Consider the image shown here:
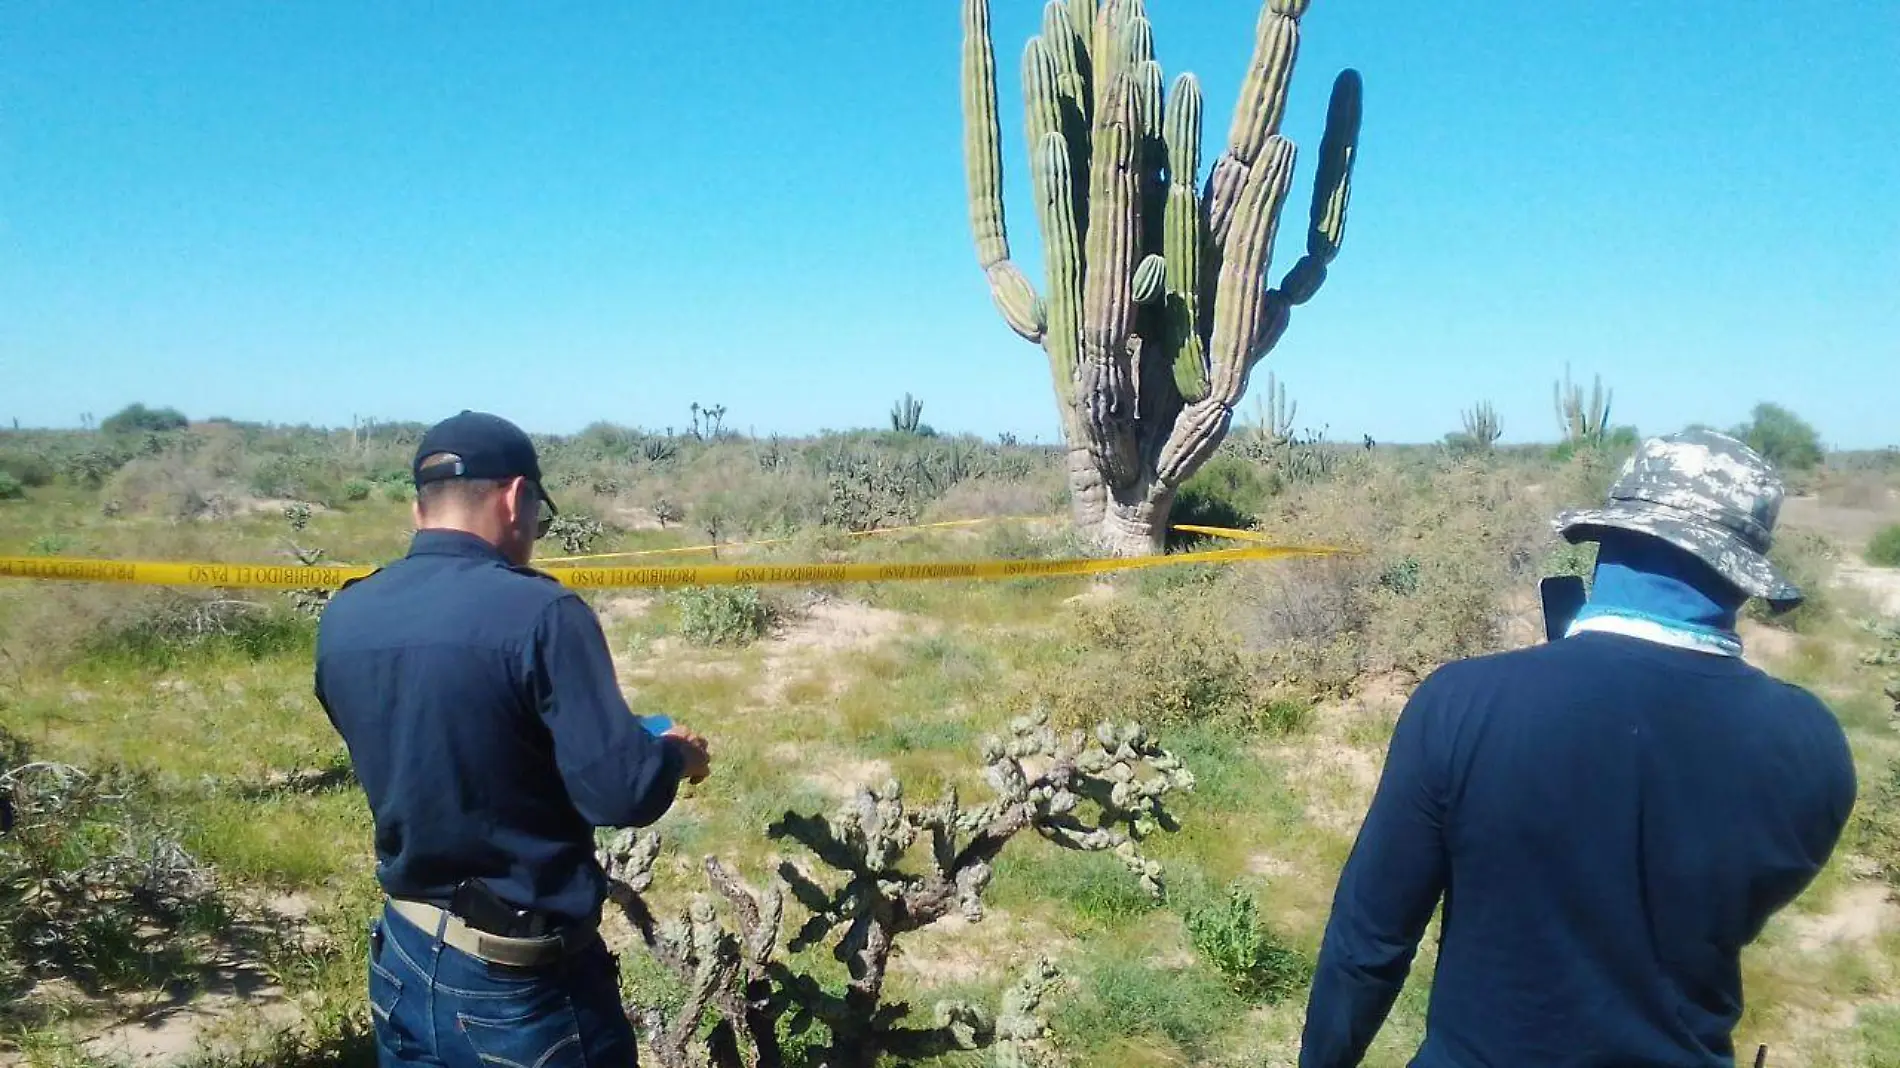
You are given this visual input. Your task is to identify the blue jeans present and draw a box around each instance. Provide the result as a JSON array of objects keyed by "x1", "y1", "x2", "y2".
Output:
[{"x1": 368, "y1": 902, "x2": 638, "y2": 1067}]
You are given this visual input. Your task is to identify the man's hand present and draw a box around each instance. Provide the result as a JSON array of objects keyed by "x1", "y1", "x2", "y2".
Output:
[{"x1": 664, "y1": 726, "x2": 712, "y2": 785}]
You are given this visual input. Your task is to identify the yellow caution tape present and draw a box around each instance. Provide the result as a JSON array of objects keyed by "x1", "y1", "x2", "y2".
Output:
[
  {"x1": 0, "y1": 537, "x2": 1345, "y2": 592},
  {"x1": 534, "y1": 515, "x2": 1048, "y2": 565}
]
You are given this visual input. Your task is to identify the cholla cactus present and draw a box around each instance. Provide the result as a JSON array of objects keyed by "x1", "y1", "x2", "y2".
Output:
[
  {"x1": 961, "y1": 0, "x2": 1363, "y2": 555},
  {"x1": 600, "y1": 716, "x2": 1192, "y2": 1068}
]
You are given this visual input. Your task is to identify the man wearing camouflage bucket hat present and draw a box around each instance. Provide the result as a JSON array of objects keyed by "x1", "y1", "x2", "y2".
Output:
[{"x1": 1299, "y1": 428, "x2": 1857, "y2": 1067}]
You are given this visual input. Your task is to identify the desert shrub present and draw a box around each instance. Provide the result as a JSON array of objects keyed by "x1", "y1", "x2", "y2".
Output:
[
  {"x1": 1868, "y1": 525, "x2": 1900, "y2": 568},
  {"x1": 341, "y1": 478, "x2": 373, "y2": 502},
  {"x1": 0, "y1": 471, "x2": 21, "y2": 501},
  {"x1": 1184, "y1": 882, "x2": 1311, "y2": 1004},
  {"x1": 0, "y1": 744, "x2": 228, "y2": 1006},
  {"x1": 381, "y1": 480, "x2": 414, "y2": 503},
  {"x1": 100, "y1": 403, "x2": 188, "y2": 436},
  {"x1": 1734, "y1": 402, "x2": 1823, "y2": 473},
  {"x1": 1053, "y1": 952, "x2": 1242, "y2": 1060},
  {"x1": 1034, "y1": 593, "x2": 1269, "y2": 731},
  {"x1": 248, "y1": 454, "x2": 310, "y2": 499},
  {"x1": 63, "y1": 446, "x2": 132, "y2": 488},
  {"x1": 1173, "y1": 454, "x2": 1279, "y2": 536},
  {"x1": 102, "y1": 457, "x2": 230, "y2": 519},
  {"x1": 81, "y1": 595, "x2": 313, "y2": 671},
  {"x1": 0, "y1": 447, "x2": 56, "y2": 488},
  {"x1": 1230, "y1": 556, "x2": 1374, "y2": 695},
  {"x1": 673, "y1": 586, "x2": 778, "y2": 647},
  {"x1": 1234, "y1": 455, "x2": 1554, "y2": 689},
  {"x1": 921, "y1": 475, "x2": 1060, "y2": 522},
  {"x1": 1855, "y1": 762, "x2": 1900, "y2": 892},
  {"x1": 28, "y1": 533, "x2": 77, "y2": 556},
  {"x1": 1745, "y1": 528, "x2": 1834, "y2": 632}
]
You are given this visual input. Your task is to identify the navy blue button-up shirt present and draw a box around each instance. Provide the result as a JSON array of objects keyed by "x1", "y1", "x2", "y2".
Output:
[{"x1": 314, "y1": 529, "x2": 682, "y2": 926}]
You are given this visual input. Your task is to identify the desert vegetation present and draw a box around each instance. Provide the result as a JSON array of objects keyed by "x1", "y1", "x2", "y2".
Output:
[{"x1": 2, "y1": 395, "x2": 1898, "y2": 1066}]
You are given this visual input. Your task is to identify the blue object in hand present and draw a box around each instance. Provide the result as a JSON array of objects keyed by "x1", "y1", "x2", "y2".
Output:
[{"x1": 639, "y1": 715, "x2": 673, "y2": 737}]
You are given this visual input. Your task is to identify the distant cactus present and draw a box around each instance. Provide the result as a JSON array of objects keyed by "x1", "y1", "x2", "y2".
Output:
[
  {"x1": 960, "y1": 0, "x2": 1363, "y2": 556},
  {"x1": 1554, "y1": 365, "x2": 1612, "y2": 447},
  {"x1": 1255, "y1": 371, "x2": 1297, "y2": 449},
  {"x1": 1460, "y1": 401, "x2": 1502, "y2": 451},
  {"x1": 890, "y1": 393, "x2": 925, "y2": 434},
  {"x1": 601, "y1": 714, "x2": 1192, "y2": 1068}
]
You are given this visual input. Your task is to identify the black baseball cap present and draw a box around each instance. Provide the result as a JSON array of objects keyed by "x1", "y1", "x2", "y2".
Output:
[{"x1": 413, "y1": 410, "x2": 558, "y2": 531}]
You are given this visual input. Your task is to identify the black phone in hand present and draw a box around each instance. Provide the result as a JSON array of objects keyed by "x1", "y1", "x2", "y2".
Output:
[{"x1": 1540, "y1": 576, "x2": 1587, "y2": 642}]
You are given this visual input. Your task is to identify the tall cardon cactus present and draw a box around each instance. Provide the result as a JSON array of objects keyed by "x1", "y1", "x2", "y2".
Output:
[{"x1": 961, "y1": 0, "x2": 1362, "y2": 555}]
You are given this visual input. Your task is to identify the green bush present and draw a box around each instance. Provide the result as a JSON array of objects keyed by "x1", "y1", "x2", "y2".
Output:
[
  {"x1": 1855, "y1": 762, "x2": 1900, "y2": 892},
  {"x1": 674, "y1": 586, "x2": 778, "y2": 647},
  {"x1": 63, "y1": 447, "x2": 131, "y2": 488},
  {"x1": 0, "y1": 448, "x2": 55, "y2": 488},
  {"x1": 0, "y1": 471, "x2": 21, "y2": 501},
  {"x1": 1032, "y1": 594, "x2": 1269, "y2": 732},
  {"x1": 1173, "y1": 453, "x2": 1278, "y2": 538},
  {"x1": 1868, "y1": 525, "x2": 1900, "y2": 568},
  {"x1": 100, "y1": 403, "x2": 188, "y2": 436},
  {"x1": 382, "y1": 480, "x2": 415, "y2": 503},
  {"x1": 1053, "y1": 952, "x2": 1242, "y2": 1059},
  {"x1": 1734, "y1": 402, "x2": 1823, "y2": 473},
  {"x1": 81, "y1": 598, "x2": 313, "y2": 671},
  {"x1": 341, "y1": 479, "x2": 373, "y2": 502},
  {"x1": 1184, "y1": 882, "x2": 1311, "y2": 1004}
]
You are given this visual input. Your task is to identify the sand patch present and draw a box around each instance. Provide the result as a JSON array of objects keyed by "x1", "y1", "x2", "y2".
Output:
[
  {"x1": 889, "y1": 909, "x2": 1072, "y2": 989},
  {"x1": 76, "y1": 966, "x2": 300, "y2": 1067},
  {"x1": 1738, "y1": 619, "x2": 1801, "y2": 665},
  {"x1": 1839, "y1": 565, "x2": 1900, "y2": 619},
  {"x1": 1790, "y1": 882, "x2": 1899, "y2": 954},
  {"x1": 755, "y1": 599, "x2": 916, "y2": 706}
]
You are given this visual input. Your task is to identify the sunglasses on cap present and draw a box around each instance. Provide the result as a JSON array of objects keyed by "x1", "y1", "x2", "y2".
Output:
[{"x1": 525, "y1": 480, "x2": 557, "y2": 541}]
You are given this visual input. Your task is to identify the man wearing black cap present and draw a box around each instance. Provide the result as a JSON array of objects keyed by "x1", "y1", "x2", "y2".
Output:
[
  {"x1": 315, "y1": 410, "x2": 711, "y2": 1067},
  {"x1": 1298, "y1": 429, "x2": 1857, "y2": 1067}
]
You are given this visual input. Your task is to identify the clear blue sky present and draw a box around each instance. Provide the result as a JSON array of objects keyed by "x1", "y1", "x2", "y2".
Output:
[{"x1": 3, "y1": 3, "x2": 1895, "y2": 447}]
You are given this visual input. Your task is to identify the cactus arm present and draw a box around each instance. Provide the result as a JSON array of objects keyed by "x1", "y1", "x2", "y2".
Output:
[
  {"x1": 1090, "y1": 0, "x2": 1129, "y2": 100},
  {"x1": 961, "y1": 0, "x2": 1046, "y2": 343},
  {"x1": 1024, "y1": 39, "x2": 1064, "y2": 167},
  {"x1": 1163, "y1": 73, "x2": 1208, "y2": 401},
  {"x1": 1206, "y1": 136, "x2": 1297, "y2": 407},
  {"x1": 1034, "y1": 132, "x2": 1086, "y2": 400},
  {"x1": 1132, "y1": 254, "x2": 1166, "y2": 304},
  {"x1": 1152, "y1": 136, "x2": 1295, "y2": 486},
  {"x1": 1205, "y1": 4, "x2": 1301, "y2": 249},
  {"x1": 1275, "y1": 69, "x2": 1362, "y2": 307},
  {"x1": 1042, "y1": 3, "x2": 1090, "y2": 136},
  {"x1": 1078, "y1": 76, "x2": 1144, "y2": 487}
]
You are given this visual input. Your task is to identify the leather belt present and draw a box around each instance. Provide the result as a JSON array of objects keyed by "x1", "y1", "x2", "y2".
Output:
[{"x1": 385, "y1": 898, "x2": 595, "y2": 969}]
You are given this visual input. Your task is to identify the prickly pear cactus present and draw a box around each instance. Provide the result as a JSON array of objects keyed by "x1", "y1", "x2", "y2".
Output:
[{"x1": 961, "y1": 0, "x2": 1363, "y2": 555}]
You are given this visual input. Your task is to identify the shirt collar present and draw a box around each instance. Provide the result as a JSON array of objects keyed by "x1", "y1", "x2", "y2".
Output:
[{"x1": 407, "y1": 528, "x2": 509, "y2": 563}]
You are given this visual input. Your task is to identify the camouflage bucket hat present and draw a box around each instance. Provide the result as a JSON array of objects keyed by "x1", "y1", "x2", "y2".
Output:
[{"x1": 1553, "y1": 428, "x2": 1802, "y2": 607}]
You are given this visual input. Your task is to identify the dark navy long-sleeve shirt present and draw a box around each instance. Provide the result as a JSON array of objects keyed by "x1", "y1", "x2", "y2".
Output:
[
  {"x1": 314, "y1": 529, "x2": 683, "y2": 927},
  {"x1": 1300, "y1": 631, "x2": 1856, "y2": 1067}
]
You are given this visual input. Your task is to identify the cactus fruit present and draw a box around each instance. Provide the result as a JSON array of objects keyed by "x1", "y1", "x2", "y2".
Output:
[{"x1": 960, "y1": 0, "x2": 1362, "y2": 555}]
